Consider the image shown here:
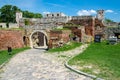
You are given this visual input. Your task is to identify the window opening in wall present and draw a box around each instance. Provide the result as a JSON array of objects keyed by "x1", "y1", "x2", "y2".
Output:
[
  {"x1": 52, "y1": 14, "x2": 54, "y2": 17},
  {"x1": 57, "y1": 14, "x2": 59, "y2": 17}
]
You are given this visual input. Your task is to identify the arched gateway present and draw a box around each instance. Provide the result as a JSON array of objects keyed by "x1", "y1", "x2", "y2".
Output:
[{"x1": 30, "y1": 30, "x2": 48, "y2": 49}]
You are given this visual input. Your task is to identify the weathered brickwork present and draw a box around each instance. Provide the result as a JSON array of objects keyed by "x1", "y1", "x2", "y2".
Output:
[
  {"x1": 0, "y1": 30, "x2": 24, "y2": 50},
  {"x1": 77, "y1": 19, "x2": 94, "y2": 36},
  {"x1": 49, "y1": 30, "x2": 71, "y2": 48},
  {"x1": 63, "y1": 16, "x2": 106, "y2": 43},
  {"x1": 17, "y1": 10, "x2": 106, "y2": 48}
]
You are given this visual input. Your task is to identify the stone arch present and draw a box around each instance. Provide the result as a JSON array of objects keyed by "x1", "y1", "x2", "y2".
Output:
[{"x1": 30, "y1": 30, "x2": 48, "y2": 49}]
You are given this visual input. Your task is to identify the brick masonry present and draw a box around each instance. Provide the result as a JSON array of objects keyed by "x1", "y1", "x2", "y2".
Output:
[
  {"x1": 0, "y1": 30, "x2": 24, "y2": 50},
  {"x1": 49, "y1": 30, "x2": 71, "y2": 48}
]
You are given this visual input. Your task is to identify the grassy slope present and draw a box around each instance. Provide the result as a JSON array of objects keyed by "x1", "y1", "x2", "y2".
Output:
[
  {"x1": 68, "y1": 42, "x2": 120, "y2": 80},
  {"x1": 48, "y1": 42, "x2": 82, "y2": 53},
  {"x1": 0, "y1": 47, "x2": 30, "y2": 65}
]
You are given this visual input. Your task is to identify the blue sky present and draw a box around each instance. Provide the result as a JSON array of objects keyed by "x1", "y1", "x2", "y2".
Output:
[{"x1": 0, "y1": 0, "x2": 120, "y2": 22}]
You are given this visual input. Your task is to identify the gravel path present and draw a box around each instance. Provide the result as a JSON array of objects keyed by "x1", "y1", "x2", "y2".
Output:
[{"x1": 0, "y1": 44, "x2": 92, "y2": 80}]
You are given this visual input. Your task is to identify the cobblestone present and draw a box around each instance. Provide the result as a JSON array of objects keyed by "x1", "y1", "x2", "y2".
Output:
[{"x1": 0, "y1": 44, "x2": 92, "y2": 80}]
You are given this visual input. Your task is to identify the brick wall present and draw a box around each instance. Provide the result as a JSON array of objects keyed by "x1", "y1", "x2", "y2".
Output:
[
  {"x1": 0, "y1": 30, "x2": 24, "y2": 50},
  {"x1": 49, "y1": 30, "x2": 71, "y2": 48},
  {"x1": 70, "y1": 18, "x2": 94, "y2": 36}
]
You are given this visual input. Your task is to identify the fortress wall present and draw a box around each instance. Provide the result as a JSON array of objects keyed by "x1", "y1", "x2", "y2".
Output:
[{"x1": 0, "y1": 30, "x2": 24, "y2": 50}]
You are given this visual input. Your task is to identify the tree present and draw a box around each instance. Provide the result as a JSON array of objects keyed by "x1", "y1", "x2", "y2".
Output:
[
  {"x1": 0, "y1": 5, "x2": 20, "y2": 24},
  {"x1": 34, "y1": 13, "x2": 42, "y2": 18},
  {"x1": 0, "y1": 4, "x2": 42, "y2": 25},
  {"x1": 105, "y1": 18, "x2": 114, "y2": 23},
  {"x1": 12, "y1": 6, "x2": 21, "y2": 22},
  {"x1": 22, "y1": 10, "x2": 42, "y2": 18}
]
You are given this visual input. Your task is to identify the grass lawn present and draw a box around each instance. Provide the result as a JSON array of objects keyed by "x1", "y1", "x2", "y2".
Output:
[
  {"x1": 68, "y1": 42, "x2": 120, "y2": 80},
  {"x1": 48, "y1": 42, "x2": 82, "y2": 53},
  {"x1": 0, "y1": 47, "x2": 30, "y2": 65}
]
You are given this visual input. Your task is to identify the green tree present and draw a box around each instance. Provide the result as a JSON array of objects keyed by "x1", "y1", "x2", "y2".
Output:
[
  {"x1": 12, "y1": 6, "x2": 21, "y2": 22},
  {"x1": 0, "y1": 5, "x2": 20, "y2": 24},
  {"x1": 34, "y1": 13, "x2": 42, "y2": 18},
  {"x1": 105, "y1": 18, "x2": 114, "y2": 23},
  {"x1": 22, "y1": 10, "x2": 42, "y2": 18},
  {"x1": 0, "y1": 4, "x2": 42, "y2": 25}
]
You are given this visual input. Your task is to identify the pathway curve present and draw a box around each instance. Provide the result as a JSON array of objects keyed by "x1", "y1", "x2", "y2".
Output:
[{"x1": 0, "y1": 44, "x2": 92, "y2": 80}]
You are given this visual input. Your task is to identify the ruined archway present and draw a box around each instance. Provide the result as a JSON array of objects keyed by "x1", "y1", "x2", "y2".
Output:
[{"x1": 30, "y1": 30, "x2": 48, "y2": 49}]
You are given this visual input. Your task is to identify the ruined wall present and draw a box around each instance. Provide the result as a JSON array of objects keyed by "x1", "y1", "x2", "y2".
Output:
[
  {"x1": 70, "y1": 27, "x2": 81, "y2": 41},
  {"x1": 0, "y1": 30, "x2": 24, "y2": 50},
  {"x1": 66, "y1": 17, "x2": 106, "y2": 40},
  {"x1": 49, "y1": 30, "x2": 71, "y2": 48},
  {"x1": 94, "y1": 19, "x2": 106, "y2": 39},
  {"x1": 95, "y1": 19, "x2": 105, "y2": 34},
  {"x1": 70, "y1": 18, "x2": 94, "y2": 36},
  {"x1": 62, "y1": 30, "x2": 71, "y2": 42}
]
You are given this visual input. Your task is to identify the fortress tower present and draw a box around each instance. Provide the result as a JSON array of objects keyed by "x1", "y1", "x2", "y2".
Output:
[
  {"x1": 16, "y1": 12, "x2": 22, "y2": 24},
  {"x1": 97, "y1": 10, "x2": 104, "y2": 20}
]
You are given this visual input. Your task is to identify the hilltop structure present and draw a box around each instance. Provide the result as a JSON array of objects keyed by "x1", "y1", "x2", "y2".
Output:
[
  {"x1": 1, "y1": 10, "x2": 120, "y2": 50},
  {"x1": 15, "y1": 10, "x2": 107, "y2": 49},
  {"x1": 0, "y1": 10, "x2": 107, "y2": 50}
]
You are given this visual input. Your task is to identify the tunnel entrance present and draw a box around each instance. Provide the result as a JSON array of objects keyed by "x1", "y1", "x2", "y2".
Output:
[{"x1": 30, "y1": 31, "x2": 48, "y2": 49}]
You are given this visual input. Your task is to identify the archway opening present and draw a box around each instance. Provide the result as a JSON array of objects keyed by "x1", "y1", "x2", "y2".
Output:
[{"x1": 31, "y1": 31, "x2": 48, "y2": 49}]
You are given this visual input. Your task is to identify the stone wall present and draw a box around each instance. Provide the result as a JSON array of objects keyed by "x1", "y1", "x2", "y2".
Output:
[
  {"x1": 0, "y1": 23, "x2": 19, "y2": 28},
  {"x1": 0, "y1": 30, "x2": 24, "y2": 50}
]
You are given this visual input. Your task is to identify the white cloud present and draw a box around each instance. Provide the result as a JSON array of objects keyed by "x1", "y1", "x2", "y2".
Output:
[
  {"x1": 105, "y1": 10, "x2": 114, "y2": 13},
  {"x1": 43, "y1": 11, "x2": 51, "y2": 15},
  {"x1": 77, "y1": 9, "x2": 97, "y2": 16}
]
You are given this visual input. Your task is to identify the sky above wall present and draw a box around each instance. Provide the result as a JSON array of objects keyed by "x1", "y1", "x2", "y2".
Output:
[{"x1": 0, "y1": 0, "x2": 120, "y2": 22}]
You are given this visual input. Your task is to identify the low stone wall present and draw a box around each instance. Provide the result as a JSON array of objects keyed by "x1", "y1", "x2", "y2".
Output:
[
  {"x1": 0, "y1": 23, "x2": 19, "y2": 28},
  {"x1": 0, "y1": 30, "x2": 24, "y2": 50}
]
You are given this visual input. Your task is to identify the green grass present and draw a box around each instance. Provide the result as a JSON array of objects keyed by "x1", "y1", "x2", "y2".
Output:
[
  {"x1": 68, "y1": 42, "x2": 120, "y2": 80},
  {"x1": 0, "y1": 47, "x2": 30, "y2": 65},
  {"x1": 48, "y1": 42, "x2": 82, "y2": 53},
  {"x1": 53, "y1": 27, "x2": 70, "y2": 31}
]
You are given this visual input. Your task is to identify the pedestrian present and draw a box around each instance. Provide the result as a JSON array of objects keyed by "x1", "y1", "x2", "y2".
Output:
[{"x1": 8, "y1": 46, "x2": 12, "y2": 55}]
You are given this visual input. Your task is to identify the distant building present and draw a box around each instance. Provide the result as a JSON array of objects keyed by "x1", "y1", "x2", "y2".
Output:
[{"x1": 44, "y1": 12, "x2": 66, "y2": 17}]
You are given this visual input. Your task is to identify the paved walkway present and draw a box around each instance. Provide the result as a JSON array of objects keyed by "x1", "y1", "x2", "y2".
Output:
[{"x1": 0, "y1": 44, "x2": 92, "y2": 80}]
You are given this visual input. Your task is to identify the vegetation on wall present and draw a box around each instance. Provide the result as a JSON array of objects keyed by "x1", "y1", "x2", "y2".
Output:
[{"x1": 24, "y1": 19, "x2": 30, "y2": 25}]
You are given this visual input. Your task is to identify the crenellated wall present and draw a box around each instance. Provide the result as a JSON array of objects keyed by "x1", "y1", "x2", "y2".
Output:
[{"x1": 0, "y1": 30, "x2": 24, "y2": 50}]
